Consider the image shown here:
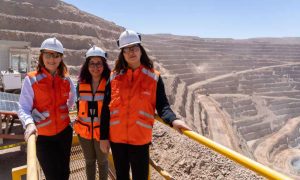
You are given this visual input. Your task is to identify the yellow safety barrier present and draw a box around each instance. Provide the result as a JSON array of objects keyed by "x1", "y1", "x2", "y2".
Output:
[
  {"x1": 155, "y1": 115, "x2": 292, "y2": 180},
  {"x1": 72, "y1": 134, "x2": 80, "y2": 145},
  {"x1": 0, "y1": 141, "x2": 26, "y2": 150},
  {"x1": 11, "y1": 165, "x2": 27, "y2": 180},
  {"x1": 11, "y1": 135, "x2": 39, "y2": 180}
]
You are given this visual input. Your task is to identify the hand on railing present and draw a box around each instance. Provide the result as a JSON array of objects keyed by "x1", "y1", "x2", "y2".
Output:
[
  {"x1": 24, "y1": 123, "x2": 38, "y2": 142},
  {"x1": 171, "y1": 120, "x2": 192, "y2": 134}
]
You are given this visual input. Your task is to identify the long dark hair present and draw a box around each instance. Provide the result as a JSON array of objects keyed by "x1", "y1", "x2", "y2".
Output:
[
  {"x1": 78, "y1": 57, "x2": 111, "y2": 83},
  {"x1": 37, "y1": 52, "x2": 68, "y2": 77},
  {"x1": 114, "y1": 44, "x2": 153, "y2": 73}
]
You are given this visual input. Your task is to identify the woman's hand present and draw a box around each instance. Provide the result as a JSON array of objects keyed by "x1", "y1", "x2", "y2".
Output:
[
  {"x1": 172, "y1": 120, "x2": 192, "y2": 134},
  {"x1": 100, "y1": 140, "x2": 110, "y2": 154},
  {"x1": 24, "y1": 123, "x2": 38, "y2": 142}
]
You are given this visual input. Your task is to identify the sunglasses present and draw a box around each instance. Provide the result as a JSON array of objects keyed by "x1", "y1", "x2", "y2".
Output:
[
  {"x1": 43, "y1": 52, "x2": 62, "y2": 59},
  {"x1": 123, "y1": 44, "x2": 140, "y2": 54},
  {"x1": 89, "y1": 62, "x2": 103, "y2": 68}
]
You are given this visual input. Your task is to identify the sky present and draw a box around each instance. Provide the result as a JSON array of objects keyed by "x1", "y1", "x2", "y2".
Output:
[{"x1": 63, "y1": 0, "x2": 300, "y2": 39}]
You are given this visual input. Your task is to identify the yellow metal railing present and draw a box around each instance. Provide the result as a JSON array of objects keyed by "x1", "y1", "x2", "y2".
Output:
[
  {"x1": 11, "y1": 165, "x2": 27, "y2": 180},
  {"x1": 12, "y1": 134, "x2": 171, "y2": 180},
  {"x1": 155, "y1": 115, "x2": 292, "y2": 180},
  {"x1": 149, "y1": 158, "x2": 174, "y2": 180},
  {"x1": 11, "y1": 134, "x2": 39, "y2": 180},
  {"x1": 26, "y1": 134, "x2": 39, "y2": 180},
  {"x1": 12, "y1": 112, "x2": 293, "y2": 180}
]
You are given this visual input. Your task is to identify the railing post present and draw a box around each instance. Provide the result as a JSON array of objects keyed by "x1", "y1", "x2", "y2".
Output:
[{"x1": 27, "y1": 134, "x2": 38, "y2": 180}]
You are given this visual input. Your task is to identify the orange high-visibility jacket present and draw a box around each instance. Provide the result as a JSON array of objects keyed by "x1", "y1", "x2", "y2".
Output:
[
  {"x1": 109, "y1": 66, "x2": 160, "y2": 145},
  {"x1": 74, "y1": 79, "x2": 106, "y2": 141},
  {"x1": 27, "y1": 68, "x2": 71, "y2": 136}
]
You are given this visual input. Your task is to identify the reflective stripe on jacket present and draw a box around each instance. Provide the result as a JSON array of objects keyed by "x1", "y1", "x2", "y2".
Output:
[
  {"x1": 109, "y1": 66, "x2": 160, "y2": 145},
  {"x1": 74, "y1": 79, "x2": 106, "y2": 141},
  {"x1": 27, "y1": 68, "x2": 71, "y2": 136}
]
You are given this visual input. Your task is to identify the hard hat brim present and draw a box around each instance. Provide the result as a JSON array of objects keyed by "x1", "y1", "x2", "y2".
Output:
[
  {"x1": 119, "y1": 42, "x2": 140, "y2": 49},
  {"x1": 40, "y1": 48, "x2": 64, "y2": 54}
]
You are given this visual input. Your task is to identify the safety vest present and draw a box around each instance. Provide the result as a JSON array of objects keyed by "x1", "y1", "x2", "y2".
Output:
[
  {"x1": 27, "y1": 68, "x2": 71, "y2": 136},
  {"x1": 109, "y1": 65, "x2": 160, "y2": 145},
  {"x1": 73, "y1": 79, "x2": 106, "y2": 141}
]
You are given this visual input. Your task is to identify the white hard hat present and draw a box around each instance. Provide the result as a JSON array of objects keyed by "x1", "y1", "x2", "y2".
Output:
[
  {"x1": 40, "y1": 37, "x2": 64, "y2": 54},
  {"x1": 86, "y1": 46, "x2": 107, "y2": 59},
  {"x1": 117, "y1": 29, "x2": 141, "y2": 49}
]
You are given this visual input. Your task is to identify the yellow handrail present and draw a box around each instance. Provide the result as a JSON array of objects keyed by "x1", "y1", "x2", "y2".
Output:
[
  {"x1": 155, "y1": 116, "x2": 292, "y2": 180},
  {"x1": 149, "y1": 158, "x2": 174, "y2": 180},
  {"x1": 27, "y1": 134, "x2": 38, "y2": 180},
  {"x1": 15, "y1": 111, "x2": 292, "y2": 180}
]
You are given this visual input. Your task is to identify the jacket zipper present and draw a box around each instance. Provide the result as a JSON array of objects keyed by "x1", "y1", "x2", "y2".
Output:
[
  {"x1": 90, "y1": 80, "x2": 100, "y2": 140},
  {"x1": 91, "y1": 83, "x2": 95, "y2": 140},
  {"x1": 127, "y1": 71, "x2": 133, "y2": 143},
  {"x1": 52, "y1": 78, "x2": 57, "y2": 133}
]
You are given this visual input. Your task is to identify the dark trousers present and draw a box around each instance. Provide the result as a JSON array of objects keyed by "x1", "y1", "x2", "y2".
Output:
[
  {"x1": 110, "y1": 142, "x2": 149, "y2": 180},
  {"x1": 78, "y1": 136, "x2": 108, "y2": 180},
  {"x1": 36, "y1": 126, "x2": 73, "y2": 180}
]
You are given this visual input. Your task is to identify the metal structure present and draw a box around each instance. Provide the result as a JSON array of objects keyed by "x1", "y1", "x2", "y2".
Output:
[
  {"x1": 0, "y1": 92, "x2": 21, "y2": 145},
  {"x1": 0, "y1": 40, "x2": 33, "y2": 93}
]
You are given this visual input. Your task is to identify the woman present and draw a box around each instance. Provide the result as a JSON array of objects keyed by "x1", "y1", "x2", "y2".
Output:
[
  {"x1": 73, "y1": 46, "x2": 110, "y2": 180},
  {"x1": 18, "y1": 37, "x2": 76, "y2": 180},
  {"x1": 100, "y1": 30, "x2": 191, "y2": 180}
]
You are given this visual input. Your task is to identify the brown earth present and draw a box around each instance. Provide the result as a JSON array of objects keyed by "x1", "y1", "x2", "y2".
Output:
[{"x1": 150, "y1": 121, "x2": 264, "y2": 180}]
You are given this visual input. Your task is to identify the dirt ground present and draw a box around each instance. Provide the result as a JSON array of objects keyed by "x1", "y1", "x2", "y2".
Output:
[{"x1": 150, "y1": 121, "x2": 264, "y2": 180}]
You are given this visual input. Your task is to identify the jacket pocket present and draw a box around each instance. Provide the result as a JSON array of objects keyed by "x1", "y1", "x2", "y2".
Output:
[{"x1": 74, "y1": 120, "x2": 90, "y2": 139}]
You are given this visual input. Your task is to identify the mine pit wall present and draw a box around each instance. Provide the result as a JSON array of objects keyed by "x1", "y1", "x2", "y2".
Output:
[
  {"x1": 161, "y1": 73, "x2": 200, "y2": 130},
  {"x1": 0, "y1": 30, "x2": 120, "y2": 75},
  {"x1": 160, "y1": 75, "x2": 178, "y2": 106},
  {"x1": 192, "y1": 95, "x2": 205, "y2": 135},
  {"x1": 269, "y1": 121, "x2": 300, "y2": 162},
  {"x1": 0, "y1": 0, "x2": 122, "y2": 32},
  {"x1": 0, "y1": 30, "x2": 116, "y2": 51},
  {"x1": 161, "y1": 72, "x2": 253, "y2": 155},
  {"x1": 159, "y1": 74, "x2": 189, "y2": 123},
  {"x1": 0, "y1": 13, "x2": 119, "y2": 39},
  {"x1": 254, "y1": 117, "x2": 300, "y2": 165},
  {"x1": 161, "y1": 75, "x2": 212, "y2": 143},
  {"x1": 153, "y1": 58, "x2": 189, "y2": 119},
  {"x1": 177, "y1": 83, "x2": 188, "y2": 118},
  {"x1": 160, "y1": 74, "x2": 252, "y2": 157},
  {"x1": 142, "y1": 34, "x2": 300, "y2": 178}
]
